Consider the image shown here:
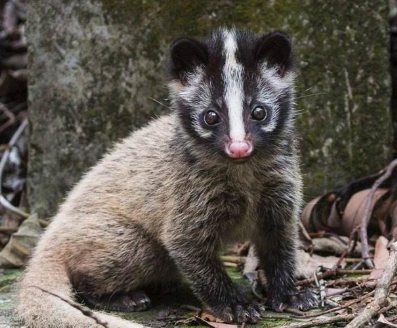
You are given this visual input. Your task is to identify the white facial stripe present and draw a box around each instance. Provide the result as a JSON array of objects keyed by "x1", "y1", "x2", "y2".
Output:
[{"x1": 222, "y1": 30, "x2": 245, "y2": 141}]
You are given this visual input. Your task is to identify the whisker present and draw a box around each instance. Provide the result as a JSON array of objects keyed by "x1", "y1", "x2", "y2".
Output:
[
  {"x1": 302, "y1": 85, "x2": 316, "y2": 93},
  {"x1": 294, "y1": 92, "x2": 326, "y2": 100},
  {"x1": 149, "y1": 97, "x2": 172, "y2": 110}
]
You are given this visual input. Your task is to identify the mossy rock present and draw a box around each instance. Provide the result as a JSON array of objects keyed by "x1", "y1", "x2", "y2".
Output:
[{"x1": 28, "y1": 0, "x2": 391, "y2": 218}]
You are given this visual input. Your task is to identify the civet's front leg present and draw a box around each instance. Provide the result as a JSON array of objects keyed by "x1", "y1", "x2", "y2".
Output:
[
  {"x1": 253, "y1": 189, "x2": 318, "y2": 312},
  {"x1": 165, "y1": 202, "x2": 264, "y2": 323}
]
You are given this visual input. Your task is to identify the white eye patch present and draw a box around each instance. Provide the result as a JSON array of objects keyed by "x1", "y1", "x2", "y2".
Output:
[{"x1": 255, "y1": 66, "x2": 295, "y2": 133}]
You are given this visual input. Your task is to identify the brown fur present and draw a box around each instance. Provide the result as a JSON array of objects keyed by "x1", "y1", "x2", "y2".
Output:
[
  {"x1": 18, "y1": 28, "x2": 315, "y2": 327},
  {"x1": 18, "y1": 113, "x2": 304, "y2": 327}
]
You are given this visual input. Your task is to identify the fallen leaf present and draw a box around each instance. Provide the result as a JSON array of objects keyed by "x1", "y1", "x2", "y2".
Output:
[
  {"x1": 342, "y1": 189, "x2": 388, "y2": 236},
  {"x1": 312, "y1": 236, "x2": 364, "y2": 256},
  {"x1": 296, "y1": 249, "x2": 343, "y2": 279},
  {"x1": 200, "y1": 311, "x2": 221, "y2": 322},
  {"x1": 301, "y1": 196, "x2": 321, "y2": 231},
  {"x1": 326, "y1": 288, "x2": 347, "y2": 297},
  {"x1": 0, "y1": 214, "x2": 43, "y2": 267},
  {"x1": 368, "y1": 269, "x2": 384, "y2": 280},
  {"x1": 378, "y1": 314, "x2": 397, "y2": 327},
  {"x1": 374, "y1": 236, "x2": 390, "y2": 270},
  {"x1": 196, "y1": 316, "x2": 237, "y2": 328},
  {"x1": 298, "y1": 220, "x2": 313, "y2": 250},
  {"x1": 385, "y1": 200, "x2": 397, "y2": 242}
]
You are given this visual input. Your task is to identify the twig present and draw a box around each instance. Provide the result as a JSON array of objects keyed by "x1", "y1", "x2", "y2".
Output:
[
  {"x1": 346, "y1": 242, "x2": 397, "y2": 328},
  {"x1": 360, "y1": 159, "x2": 397, "y2": 268},
  {"x1": 325, "y1": 275, "x2": 371, "y2": 287},
  {"x1": 0, "y1": 118, "x2": 29, "y2": 218},
  {"x1": 334, "y1": 226, "x2": 360, "y2": 269},
  {"x1": 296, "y1": 268, "x2": 370, "y2": 287},
  {"x1": 377, "y1": 313, "x2": 397, "y2": 327},
  {"x1": 277, "y1": 313, "x2": 355, "y2": 328},
  {"x1": 0, "y1": 226, "x2": 17, "y2": 234},
  {"x1": 286, "y1": 289, "x2": 375, "y2": 319},
  {"x1": 29, "y1": 286, "x2": 109, "y2": 328},
  {"x1": 338, "y1": 269, "x2": 373, "y2": 274}
]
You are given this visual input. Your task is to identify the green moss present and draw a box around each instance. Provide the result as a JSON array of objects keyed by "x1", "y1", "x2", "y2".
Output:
[
  {"x1": 30, "y1": 0, "x2": 391, "y2": 223},
  {"x1": 79, "y1": 0, "x2": 391, "y2": 204},
  {"x1": 0, "y1": 269, "x2": 22, "y2": 289}
]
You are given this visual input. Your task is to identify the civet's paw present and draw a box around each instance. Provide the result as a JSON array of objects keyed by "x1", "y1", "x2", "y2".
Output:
[
  {"x1": 210, "y1": 300, "x2": 265, "y2": 324},
  {"x1": 269, "y1": 289, "x2": 318, "y2": 312},
  {"x1": 85, "y1": 290, "x2": 151, "y2": 312},
  {"x1": 289, "y1": 289, "x2": 318, "y2": 311}
]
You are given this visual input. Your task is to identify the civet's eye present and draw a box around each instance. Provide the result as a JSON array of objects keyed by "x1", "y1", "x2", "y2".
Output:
[
  {"x1": 204, "y1": 110, "x2": 220, "y2": 126},
  {"x1": 251, "y1": 106, "x2": 268, "y2": 121}
]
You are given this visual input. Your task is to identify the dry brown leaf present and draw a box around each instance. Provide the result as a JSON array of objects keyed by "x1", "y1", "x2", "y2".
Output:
[
  {"x1": 204, "y1": 323, "x2": 238, "y2": 328},
  {"x1": 0, "y1": 214, "x2": 43, "y2": 267},
  {"x1": 296, "y1": 249, "x2": 343, "y2": 279},
  {"x1": 299, "y1": 218, "x2": 313, "y2": 250},
  {"x1": 378, "y1": 314, "x2": 397, "y2": 327},
  {"x1": 200, "y1": 311, "x2": 223, "y2": 322},
  {"x1": 368, "y1": 268, "x2": 384, "y2": 280},
  {"x1": 312, "y1": 236, "x2": 363, "y2": 256},
  {"x1": 374, "y1": 236, "x2": 390, "y2": 270},
  {"x1": 328, "y1": 202, "x2": 342, "y2": 230},
  {"x1": 342, "y1": 189, "x2": 388, "y2": 236},
  {"x1": 326, "y1": 288, "x2": 347, "y2": 297},
  {"x1": 386, "y1": 201, "x2": 397, "y2": 242},
  {"x1": 301, "y1": 196, "x2": 320, "y2": 231},
  {"x1": 198, "y1": 312, "x2": 237, "y2": 328}
]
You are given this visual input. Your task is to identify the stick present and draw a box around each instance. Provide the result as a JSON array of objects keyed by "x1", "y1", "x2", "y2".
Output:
[
  {"x1": 296, "y1": 268, "x2": 370, "y2": 287},
  {"x1": 277, "y1": 314, "x2": 355, "y2": 328},
  {"x1": 0, "y1": 118, "x2": 29, "y2": 218},
  {"x1": 333, "y1": 226, "x2": 359, "y2": 269},
  {"x1": 0, "y1": 226, "x2": 17, "y2": 234},
  {"x1": 286, "y1": 289, "x2": 375, "y2": 319},
  {"x1": 360, "y1": 159, "x2": 397, "y2": 268},
  {"x1": 346, "y1": 242, "x2": 397, "y2": 328},
  {"x1": 29, "y1": 286, "x2": 109, "y2": 328}
]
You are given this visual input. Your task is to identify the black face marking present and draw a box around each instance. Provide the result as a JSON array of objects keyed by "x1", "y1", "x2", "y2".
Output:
[{"x1": 168, "y1": 28, "x2": 296, "y2": 163}]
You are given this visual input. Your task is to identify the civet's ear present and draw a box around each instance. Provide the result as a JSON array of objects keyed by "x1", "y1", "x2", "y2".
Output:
[
  {"x1": 169, "y1": 37, "x2": 209, "y2": 83},
  {"x1": 254, "y1": 31, "x2": 294, "y2": 77}
]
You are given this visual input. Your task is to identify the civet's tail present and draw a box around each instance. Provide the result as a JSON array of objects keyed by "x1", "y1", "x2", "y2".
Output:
[{"x1": 17, "y1": 256, "x2": 144, "y2": 328}]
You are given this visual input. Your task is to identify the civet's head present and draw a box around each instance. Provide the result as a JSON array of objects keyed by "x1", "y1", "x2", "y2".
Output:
[{"x1": 168, "y1": 28, "x2": 296, "y2": 163}]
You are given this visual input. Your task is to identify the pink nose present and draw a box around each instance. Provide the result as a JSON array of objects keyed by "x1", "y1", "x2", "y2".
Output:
[{"x1": 226, "y1": 141, "x2": 253, "y2": 159}]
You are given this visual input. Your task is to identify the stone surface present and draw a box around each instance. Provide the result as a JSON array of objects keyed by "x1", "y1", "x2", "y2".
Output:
[
  {"x1": 27, "y1": 1, "x2": 391, "y2": 218},
  {"x1": 0, "y1": 270, "x2": 23, "y2": 328}
]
